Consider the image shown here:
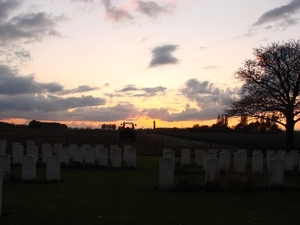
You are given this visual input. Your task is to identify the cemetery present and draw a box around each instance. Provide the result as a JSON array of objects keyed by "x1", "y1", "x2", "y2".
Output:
[{"x1": 0, "y1": 130, "x2": 300, "y2": 224}]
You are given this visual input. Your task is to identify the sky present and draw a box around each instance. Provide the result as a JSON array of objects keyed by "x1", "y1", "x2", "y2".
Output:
[{"x1": 0, "y1": 0, "x2": 300, "y2": 129}]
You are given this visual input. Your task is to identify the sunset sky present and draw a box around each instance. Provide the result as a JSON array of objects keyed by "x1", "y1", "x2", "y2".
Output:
[{"x1": 1, "y1": 0, "x2": 300, "y2": 129}]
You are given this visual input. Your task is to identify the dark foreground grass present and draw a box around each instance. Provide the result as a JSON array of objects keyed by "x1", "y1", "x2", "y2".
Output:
[{"x1": 2, "y1": 156, "x2": 300, "y2": 225}]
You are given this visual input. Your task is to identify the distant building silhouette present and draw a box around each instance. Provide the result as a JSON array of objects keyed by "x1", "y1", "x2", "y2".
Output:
[{"x1": 153, "y1": 120, "x2": 156, "y2": 130}]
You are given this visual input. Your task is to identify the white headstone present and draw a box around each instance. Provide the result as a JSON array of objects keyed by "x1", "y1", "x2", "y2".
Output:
[
  {"x1": 267, "y1": 152, "x2": 278, "y2": 169},
  {"x1": 125, "y1": 148, "x2": 136, "y2": 168},
  {"x1": 95, "y1": 144, "x2": 104, "y2": 161},
  {"x1": 42, "y1": 143, "x2": 51, "y2": 148},
  {"x1": 163, "y1": 149, "x2": 175, "y2": 159},
  {"x1": 163, "y1": 149, "x2": 175, "y2": 168},
  {"x1": 181, "y1": 148, "x2": 190, "y2": 166},
  {"x1": 42, "y1": 146, "x2": 53, "y2": 163},
  {"x1": 110, "y1": 145, "x2": 119, "y2": 161},
  {"x1": 12, "y1": 145, "x2": 23, "y2": 164},
  {"x1": 97, "y1": 147, "x2": 108, "y2": 167},
  {"x1": 252, "y1": 152, "x2": 263, "y2": 173},
  {"x1": 22, "y1": 155, "x2": 36, "y2": 180},
  {"x1": 290, "y1": 150, "x2": 299, "y2": 167},
  {"x1": 47, "y1": 156, "x2": 60, "y2": 181},
  {"x1": 238, "y1": 149, "x2": 247, "y2": 166},
  {"x1": 58, "y1": 147, "x2": 69, "y2": 164},
  {"x1": 283, "y1": 153, "x2": 293, "y2": 171},
  {"x1": 0, "y1": 169, "x2": 2, "y2": 218},
  {"x1": 0, "y1": 155, "x2": 10, "y2": 180},
  {"x1": 208, "y1": 149, "x2": 218, "y2": 158},
  {"x1": 203, "y1": 152, "x2": 216, "y2": 171},
  {"x1": 53, "y1": 143, "x2": 62, "y2": 156},
  {"x1": 219, "y1": 152, "x2": 230, "y2": 171},
  {"x1": 159, "y1": 158, "x2": 174, "y2": 189},
  {"x1": 269, "y1": 159, "x2": 284, "y2": 187},
  {"x1": 0, "y1": 145, "x2": 3, "y2": 155},
  {"x1": 123, "y1": 145, "x2": 132, "y2": 162},
  {"x1": 205, "y1": 159, "x2": 220, "y2": 183},
  {"x1": 26, "y1": 145, "x2": 39, "y2": 162},
  {"x1": 73, "y1": 147, "x2": 83, "y2": 163},
  {"x1": 68, "y1": 144, "x2": 77, "y2": 160},
  {"x1": 221, "y1": 149, "x2": 231, "y2": 154},
  {"x1": 26, "y1": 140, "x2": 35, "y2": 147},
  {"x1": 234, "y1": 152, "x2": 246, "y2": 173},
  {"x1": 277, "y1": 150, "x2": 286, "y2": 160},
  {"x1": 195, "y1": 149, "x2": 204, "y2": 166},
  {"x1": 298, "y1": 153, "x2": 300, "y2": 171},
  {"x1": 0, "y1": 140, "x2": 6, "y2": 154},
  {"x1": 12, "y1": 142, "x2": 21, "y2": 147},
  {"x1": 252, "y1": 150, "x2": 261, "y2": 154},
  {"x1": 84, "y1": 147, "x2": 95, "y2": 164},
  {"x1": 111, "y1": 148, "x2": 122, "y2": 168}
]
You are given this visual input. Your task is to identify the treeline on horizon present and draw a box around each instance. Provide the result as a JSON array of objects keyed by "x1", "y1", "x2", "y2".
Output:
[
  {"x1": 0, "y1": 114, "x2": 283, "y2": 133},
  {"x1": 0, "y1": 120, "x2": 68, "y2": 130}
]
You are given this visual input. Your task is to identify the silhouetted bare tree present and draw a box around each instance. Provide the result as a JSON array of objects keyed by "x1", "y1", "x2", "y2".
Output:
[{"x1": 225, "y1": 40, "x2": 300, "y2": 151}]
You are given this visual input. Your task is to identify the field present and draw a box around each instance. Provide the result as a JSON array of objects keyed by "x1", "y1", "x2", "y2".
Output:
[{"x1": 1, "y1": 129, "x2": 300, "y2": 224}]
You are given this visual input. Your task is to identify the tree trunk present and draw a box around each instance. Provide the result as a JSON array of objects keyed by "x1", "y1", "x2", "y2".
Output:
[{"x1": 285, "y1": 116, "x2": 295, "y2": 152}]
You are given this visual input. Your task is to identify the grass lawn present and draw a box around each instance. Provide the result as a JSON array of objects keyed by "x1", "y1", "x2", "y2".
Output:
[{"x1": 1, "y1": 156, "x2": 300, "y2": 225}]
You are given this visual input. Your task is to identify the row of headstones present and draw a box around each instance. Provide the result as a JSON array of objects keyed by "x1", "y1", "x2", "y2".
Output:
[
  {"x1": 164, "y1": 148, "x2": 300, "y2": 172},
  {"x1": 0, "y1": 142, "x2": 137, "y2": 181},
  {"x1": 159, "y1": 148, "x2": 299, "y2": 189},
  {"x1": 1, "y1": 141, "x2": 137, "y2": 166}
]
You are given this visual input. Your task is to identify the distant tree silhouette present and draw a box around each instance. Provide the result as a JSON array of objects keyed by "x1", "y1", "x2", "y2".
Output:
[
  {"x1": 101, "y1": 123, "x2": 116, "y2": 130},
  {"x1": 28, "y1": 120, "x2": 67, "y2": 130},
  {"x1": 225, "y1": 40, "x2": 300, "y2": 150}
]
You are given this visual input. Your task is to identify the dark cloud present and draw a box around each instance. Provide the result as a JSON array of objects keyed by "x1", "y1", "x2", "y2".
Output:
[
  {"x1": 68, "y1": 103, "x2": 138, "y2": 121},
  {"x1": 14, "y1": 49, "x2": 31, "y2": 62},
  {"x1": 117, "y1": 84, "x2": 140, "y2": 92},
  {"x1": 0, "y1": 12, "x2": 65, "y2": 45},
  {"x1": 0, "y1": 0, "x2": 21, "y2": 21},
  {"x1": 180, "y1": 78, "x2": 239, "y2": 119},
  {"x1": 0, "y1": 64, "x2": 63, "y2": 95},
  {"x1": 149, "y1": 44, "x2": 179, "y2": 67},
  {"x1": 61, "y1": 85, "x2": 100, "y2": 95},
  {"x1": 253, "y1": 0, "x2": 300, "y2": 27},
  {"x1": 0, "y1": 94, "x2": 104, "y2": 112},
  {"x1": 101, "y1": 0, "x2": 133, "y2": 22},
  {"x1": 136, "y1": 0, "x2": 173, "y2": 17},
  {"x1": 115, "y1": 84, "x2": 166, "y2": 97},
  {"x1": 0, "y1": 94, "x2": 106, "y2": 122},
  {"x1": 141, "y1": 103, "x2": 220, "y2": 122}
]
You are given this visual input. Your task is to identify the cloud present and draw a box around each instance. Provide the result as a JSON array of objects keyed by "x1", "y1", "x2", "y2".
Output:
[
  {"x1": 0, "y1": 0, "x2": 21, "y2": 21},
  {"x1": 117, "y1": 84, "x2": 140, "y2": 92},
  {"x1": 0, "y1": 64, "x2": 106, "y2": 121},
  {"x1": 180, "y1": 78, "x2": 239, "y2": 117},
  {"x1": 101, "y1": 0, "x2": 134, "y2": 23},
  {"x1": 14, "y1": 49, "x2": 32, "y2": 62},
  {"x1": 115, "y1": 84, "x2": 166, "y2": 97},
  {"x1": 0, "y1": 94, "x2": 106, "y2": 121},
  {"x1": 253, "y1": 0, "x2": 300, "y2": 28},
  {"x1": 67, "y1": 103, "x2": 139, "y2": 121},
  {"x1": 0, "y1": 64, "x2": 64, "y2": 95},
  {"x1": 202, "y1": 65, "x2": 219, "y2": 70},
  {"x1": 0, "y1": 12, "x2": 66, "y2": 45},
  {"x1": 149, "y1": 44, "x2": 179, "y2": 67},
  {"x1": 61, "y1": 85, "x2": 100, "y2": 95},
  {"x1": 98, "y1": 0, "x2": 176, "y2": 24},
  {"x1": 136, "y1": 0, "x2": 174, "y2": 17},
  {"x1": 141, "y1": 103, "x2": 221, "y2": 122}
]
